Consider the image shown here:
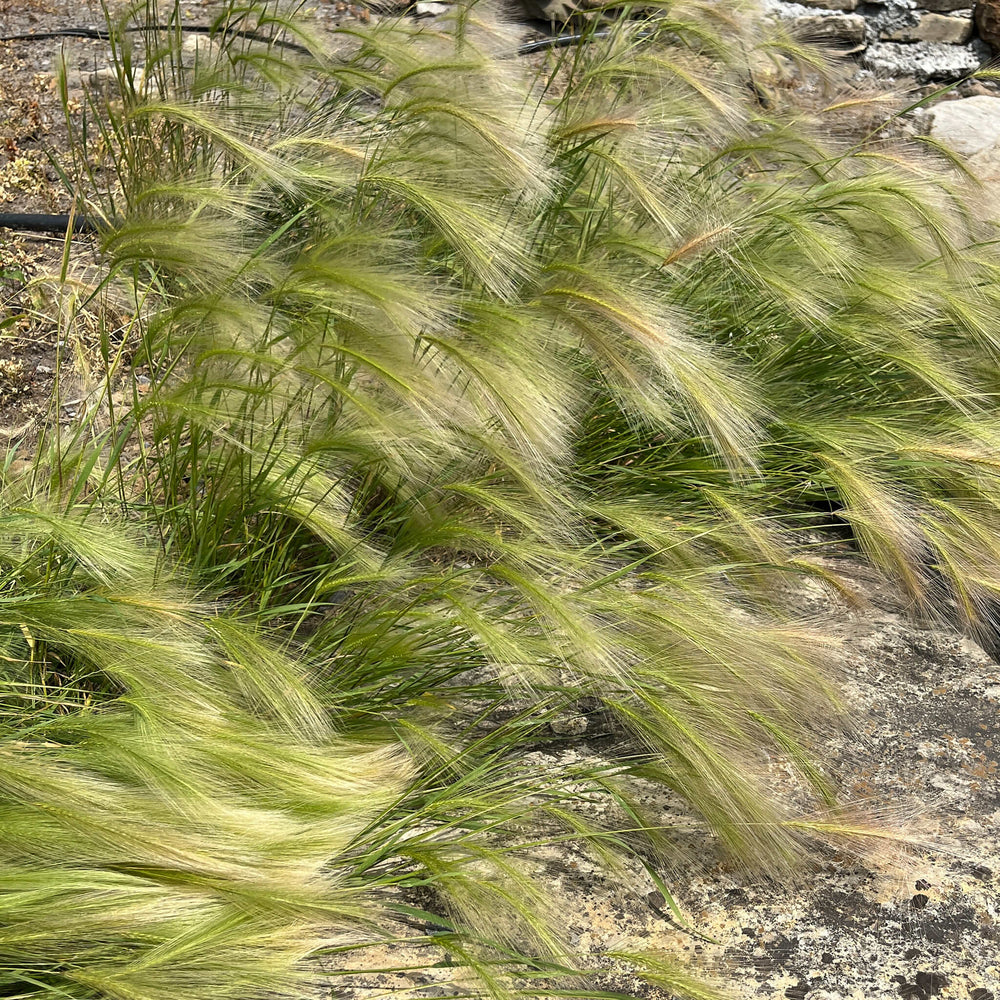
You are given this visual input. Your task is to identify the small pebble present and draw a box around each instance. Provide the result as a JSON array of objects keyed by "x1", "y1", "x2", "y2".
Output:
[{"x1": 550, "y1": 714, "x2": 587, "y2": 736}]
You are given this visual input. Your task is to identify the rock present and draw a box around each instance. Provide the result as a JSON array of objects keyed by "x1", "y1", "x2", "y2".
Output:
[
  {"x1": 503, "y1": 555, "x2": 1000, "y2": 1000},
  {"x1": 928, "y1": 94, "x2": 1000, "y2": 154},
  {"x1": 928, "y1": 94, "x2": 1000, "y2": 186},
  {"x1": 796, "y1": 0, "x2": 858, "y2": 9},
  {"x1": 976, "y1": 0, "x2": 1000, "y2": 50},
  {"x1": 549, "y1": 714, "x2": 588, "y2": 736},
  {"x1": 412, "y1": 0, "x2": 450, "y2": 14},
  {"x1": 866, "y1": 0, "x2": 929, "y2": 37},
  {"x1": 885, "y1": 10, "x2": 973, "y2": 44},
  {"x1": 863, "y1": 38, "x2": 989, "y2": 81},
  {"x1": 923, "y1": 0, "x2": 974, "y2": 9},
  {"x1": 787, "y1": 12, "x2": 868, "y2": 46},
  {"x1": 956, "y1": 78, "x2": 997, "y2": 95}
]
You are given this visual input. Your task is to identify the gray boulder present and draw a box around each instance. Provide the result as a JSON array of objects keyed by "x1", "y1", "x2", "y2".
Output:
[
  {"x1": 928, "y1": 94, "x2": 1000, "y2": 195},
  {"x1": 863, "y1": 38, "x2": 989, "y2": 80}
]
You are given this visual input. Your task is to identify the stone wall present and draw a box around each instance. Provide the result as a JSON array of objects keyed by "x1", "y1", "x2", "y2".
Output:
[{"x1": 763, "y1": 0, "x2": 997, "y2": 81}]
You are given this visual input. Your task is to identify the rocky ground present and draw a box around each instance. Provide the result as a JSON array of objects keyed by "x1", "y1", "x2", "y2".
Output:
[
  {"x1": 561, "y1": 555, "x2": 1000, "y2": 1000},
  {"x1": 2, "y1": 2, "x2": 1000, "y2": 999},
  {"x1": 337, "y1": 555, "x2": 1000, "y2": 1000},
  {"x1": 760, "y1": 0, "x2": 994, "y2": 85}
]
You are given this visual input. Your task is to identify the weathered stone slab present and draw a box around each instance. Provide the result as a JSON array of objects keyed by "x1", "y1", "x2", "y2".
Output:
[
  {"x1": 928, "y1": 94, "x2": 1000, "y2": 156},
  {"x1": 885, "y1": 10, "x2": 974, "y2": 44},
  {"x1": 787, "y1": 12, "x2": 868, "y2": 45},
  {"x1": 928, "y1": 95, "x2": 1000, "y2": 204},
  {"x1": 795, "y1": 0, "x2": 859, "y2": 9},
  {"x1": 922, "y1": 0, "x2": 974, "y2": 10}
]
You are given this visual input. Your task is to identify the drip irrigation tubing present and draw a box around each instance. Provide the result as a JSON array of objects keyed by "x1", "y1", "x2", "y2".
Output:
[
  {"x1": 0, "y1": 214, "x2": 96, "y2": 234},
  {"x1": 0, "y1": 24, "x2": 313, "y2": 55}
]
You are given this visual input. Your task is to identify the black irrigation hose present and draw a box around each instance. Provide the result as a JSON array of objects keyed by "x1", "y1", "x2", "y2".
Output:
[
  {"x1": 0, "y1": 213, "x2": 95, "y2": 234},
  {"x1": 0, "y1": 24, "x2": 313, "y2": 55}
]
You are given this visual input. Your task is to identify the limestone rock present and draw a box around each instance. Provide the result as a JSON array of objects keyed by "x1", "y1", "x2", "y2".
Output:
[
  {"x1": 976, "y1": 0, "x2": 1000, "y2": 50},
  {"x1": 885, "y1": 10, "x2": 973, "y2": 43},
  {"x1": 517, "y1": 556, "x2": 1000, "y2": 999},
  {"x1": 412, "y1": 1, "x2": 450, "y2": 14},
  {"x1": 795, "y1": 0, "x2": 858, "y2": 9},
  {"x1": 923, "y1": 0, "x2": 974, "y2": 9},
  {"x1": 863, "y1": 38, "x2": 989, "y2": 80},
  {"x1": 788, "y1": 12, "x2": 867, "y2": 46},
  {"x1": 928, "y1": 94, "x2": 1000, "y2": 154},
  {"x1": 928, "y1": 94, "x2": 1000, "y2": 186}
]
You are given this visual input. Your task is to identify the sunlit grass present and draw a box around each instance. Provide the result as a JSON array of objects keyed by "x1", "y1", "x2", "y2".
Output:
[{"x1": 3, "y1": 0, "x2": 1000, "y2": 997}]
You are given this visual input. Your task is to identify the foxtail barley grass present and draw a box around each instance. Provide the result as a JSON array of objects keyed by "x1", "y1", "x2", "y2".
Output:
[{"x1": 3, "y1": 0, "x2": 1000, "y2": 996}]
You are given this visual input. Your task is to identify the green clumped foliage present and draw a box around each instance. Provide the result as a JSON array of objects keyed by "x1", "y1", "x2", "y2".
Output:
[
  {"x1": 4, "y1": 0, "x2": 1000, "y2": 996},
  {"x1": 0, "y1": 511, "x2": 591, "y2": 1000},
  {"x1": 0, "y1": 514, "x2": 403, "y2": 1000}
]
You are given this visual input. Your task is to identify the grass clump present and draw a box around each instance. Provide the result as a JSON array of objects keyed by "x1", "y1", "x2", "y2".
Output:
[
  {"x1": 0, "y1": 510, "x2": 617, "y2": 1000},
  {"x1": 0, "y1": 511, "x2": 402, "y2": 1000},
  {"x1": 3, "y1": 0, "x2": 1000, "y2": 996}
]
